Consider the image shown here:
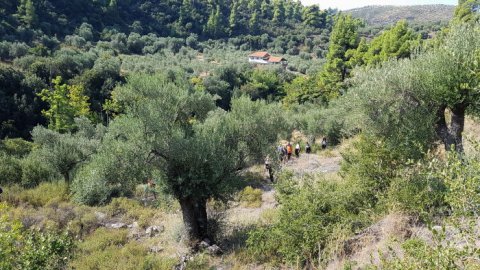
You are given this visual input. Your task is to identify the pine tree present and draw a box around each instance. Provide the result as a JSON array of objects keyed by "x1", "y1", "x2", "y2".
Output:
[
  {"x1": 17, "y1": 0, "x2": 37, "y2": 26},
  {"x1": 229, "y1": 1, "x2": 238, "y2": 34},
  {"x1": 204, "y1": 5, "x2": 223, "y2": 38},
  {"x1": 261, "y1": 0, "x2": 270, "y2": 19},
  {"x1": 249, "y1": 10, "x2": 259, "y2": 33},
  {"x1": 318, "y1": 14, "x2": 361, "y2": 99},
  {"x1": 179, "y1": 0, "x2": 193, "y2": 24},
  {"x1": 273, "y1": 0, "x2": 285, "y2": 25},
  {"x1": 302, "y1": 5, "x2": 325, "y2": 28}
]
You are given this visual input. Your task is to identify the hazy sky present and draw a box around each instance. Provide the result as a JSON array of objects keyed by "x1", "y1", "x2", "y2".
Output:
[{"x1": 300, "y1": 0, "x2": 458, "y2": 10}]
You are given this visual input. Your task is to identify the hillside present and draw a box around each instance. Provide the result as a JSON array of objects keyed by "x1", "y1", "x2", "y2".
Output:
[{"x1": 347, "y1": 4, "x2": 455, "y2": 27}]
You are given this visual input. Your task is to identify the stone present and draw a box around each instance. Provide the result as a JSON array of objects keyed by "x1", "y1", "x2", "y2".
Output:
[
  {"x1": 128, "y1": 222, "x2": 139, "y2": 229},
  {"x1": 207, "y1": 244, "x2": 222, "y2": 255},
  {"x1": 108, "y1": 222, "x2": 127, "y2": 229},
  {"x1": 198, "y1": 241, "x2": 210, "y2": 249},
  {"x1": 94, "y1": 211, "x2": 106, "y2": 220},
  {"x1": 146, "y1": 225, "x2": 164, "y2": 237},
  {"x1": 149, "y1": 245, "x2": 164, "y2": 253}
]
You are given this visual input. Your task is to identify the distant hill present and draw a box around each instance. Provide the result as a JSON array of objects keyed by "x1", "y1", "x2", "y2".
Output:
[{"x1": 347, "y1": 5, "x2": 455, "y2": 27}]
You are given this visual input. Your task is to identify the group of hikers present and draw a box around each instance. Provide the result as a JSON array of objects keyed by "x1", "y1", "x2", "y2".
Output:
[
  {"x1": 265, "y1": 137, "x2": 328, "y2": 182},
  {"x1": 277, "y1": 137, "x2": 327, "y2": 163}
]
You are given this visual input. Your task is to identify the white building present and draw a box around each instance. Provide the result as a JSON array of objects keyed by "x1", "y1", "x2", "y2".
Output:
[{"x1": 248, "y1": 51, "x2": 287, "y2": 66}]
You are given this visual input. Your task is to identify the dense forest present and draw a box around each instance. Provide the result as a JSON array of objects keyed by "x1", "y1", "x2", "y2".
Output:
[{"x1": 1, "y1": 0, "x2": 480, "y2": 269}]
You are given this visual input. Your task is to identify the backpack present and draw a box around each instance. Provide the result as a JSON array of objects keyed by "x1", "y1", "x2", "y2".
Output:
[{"x1": 287, "y1": 145, "x2": 293, "y2": 154}]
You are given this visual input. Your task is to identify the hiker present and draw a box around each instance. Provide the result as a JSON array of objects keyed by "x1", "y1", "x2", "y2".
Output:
[
  {"x1": 145, "y1": 179, "x2": 157, "y2": 200},
  {"x1": 277, "y1": 145, "x2": 285, "y2": 162},
  {"x1": 306, "y1": 142, "x2": 311, "y2": 154},
  {"x1": 295, "y1": 143, "x2": 300, "y2": 158},
  {"x1": 286, "y1": 142, "x2": 293, "y2": 160},
  {"x1": 322, "y1": 137, "x2": 327, "y2": 150},
  {"x1": 265, "y1": 156, "x2": 274, "y2": 182}
]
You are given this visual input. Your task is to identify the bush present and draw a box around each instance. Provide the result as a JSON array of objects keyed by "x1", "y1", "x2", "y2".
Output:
[
  {"x1": 385, "y1": 165, "x2": 448, "y2": 218},
  {"x1": 247, "y1": 172, "x2": 371, "y2": 266},
  {"x1": 238, "y1": 186, "x2": 263, "y2": 208},
  {"x1": 0, "y1": 203, "x2": 74, "y2": 270},
  {"x1": 9, "y1": 182, "x2": 68, "y2": 207},
  {"x1": 72, "y1": 168, "x2": 111, "y2": 206},
  {"x1": 20, "y1": 152, "x2": 55, "y2": 188},
  {"x1": 0, "y1": 152, "x2": 22, "y2": 185},
  {"x1": 0, "y1": 138, "x2": 34, "y2": 157}
]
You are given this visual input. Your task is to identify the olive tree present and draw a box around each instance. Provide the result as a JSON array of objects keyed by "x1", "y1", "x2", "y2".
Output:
[
  {"x1": 26, "y1": 118, "x2": 104, "y2": 187},
  {"x1": 347, "y1": 23, "x2": 480, "y2": 155},
  {"x1": 74, "y1": 72, "x2": 286, "y2": 243}
]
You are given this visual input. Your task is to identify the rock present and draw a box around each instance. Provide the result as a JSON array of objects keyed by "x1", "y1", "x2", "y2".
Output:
[
  {"x1": 207, "y1": 244, "x2": 222, "y2": 255},
  {"x1": 107, "y1": 222, "x2": 127, "y2": 229},
  {"x1": 146, "y1": 225, "x2": 164, "y2": 237},
  {"x1": 128, "y1": 222, "x2": 142, "y2": 239},
  {"x1": 128, "y1": 222, "x2": 139, "y2": 229},
  {"x1": 198, "y1": 241, "x2": 210, "y2": 249},
  {"x1": 149, "y1": 245, "x2": 164, "y2": 253},
  {"x1": 94, "y1": 211, "x2": 106, "y2": 220}
]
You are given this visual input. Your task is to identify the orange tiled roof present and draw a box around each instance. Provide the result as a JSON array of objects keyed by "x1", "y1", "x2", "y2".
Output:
[
  {"x1": 249, "y1": 51, "x2": 270, "y2": 58},
  {"x1": 268, "y1": 56, "x2": 286, "y2": 63}
]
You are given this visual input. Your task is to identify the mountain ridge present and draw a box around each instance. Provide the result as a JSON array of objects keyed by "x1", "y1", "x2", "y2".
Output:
[{"x1": 346, "y1": 4, "x2": 455, "y2": 26}]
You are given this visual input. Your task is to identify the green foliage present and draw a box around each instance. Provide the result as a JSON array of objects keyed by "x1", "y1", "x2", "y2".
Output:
[
  {"x1": 454, "y1": 0, "x2": 480, "y2": 23},
  {"x1": 282, "y1": 75, "x2": 322, "y2": 105},
  {"x1": 318, "y1": 14, "x2": 362, "y2": 99},
  {"x1": 20, "y1": 151, "x2": 55, "y2": 188},
  {"x1": 0, "y1": 138, "x2": 34, "y2": 157},
  {"x1": 0, "y1": 64, "x2": 45, "y2": 139},
  {"x1": 385, "y1": 161, "x2": 448, "y2": 217},
  {"x1": 26, "y1": 121, "x2": 103, "y2": 186},
  {"x1": 0, "y1": 152, "x2": 22, "y2": 186},
  {"x1": 351, "y1": 20, "x2": 421, "y2": 67},
  {"x1": 240, "y1": 67, "x2": 289, "y2": 100},
  {"x1": 0, "y1": 203, "x2": 74, "y2": 270},
  {"x1": 38, "y1": 76, "x2": 92, "y2": 133},
  {"x1": 247, "y1": 172, "x2": 371, "y2": 266},
  {"x1": 14, "y1": 181, "x2": 69, "y2": 208},
  {"x1": 378, "y1": 148, "x2": 480, "y2": 269}
]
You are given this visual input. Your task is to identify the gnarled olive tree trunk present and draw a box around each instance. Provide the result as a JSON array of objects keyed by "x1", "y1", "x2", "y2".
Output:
[
  {"x1": 179, "y1": 197, "x2": 208, "y2": 244},
  {"x1": 436, "y1": 104, "x2": 466, "y2": 154}
]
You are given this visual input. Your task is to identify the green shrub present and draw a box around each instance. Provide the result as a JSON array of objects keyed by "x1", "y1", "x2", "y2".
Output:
[
  {"x1": 385, "y1": 164, "x2": 448, "y2": 218},
  {"x1": 12, "y1": 182, "x2": 69, "y2": 207},
  {"x1": 0, "y1": 203, "x2": 75, "y2": 270},
  {"x1": 247, "y1": 173, "x2": 372, "y2": 267},
  {"x1": 376, "y1": 149, "x2": 480, "y2": 269},
  {"x1": 20, "y1": 152, "x2": 56, "y2": 188},
  {"x1": 0, "y1": 152, "x2": 22, "y2": 185},
  {"x1": 72, "y1": 166, "x2": 111, "y2": 205},
  {"x1": 0, "y1": 138, "x2": 35, "y2": 157},
  {"x1": 238, "y1": 186, "x2": 262, "y2": 208}
]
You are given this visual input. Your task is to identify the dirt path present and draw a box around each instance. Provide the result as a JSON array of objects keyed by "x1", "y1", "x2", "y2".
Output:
[
  {"x1": 283, "y1": 153, "x2": 342, "y2": 176},
  {"x1": 226, "y1": 153, "x2": 342, "y2": 226}
]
